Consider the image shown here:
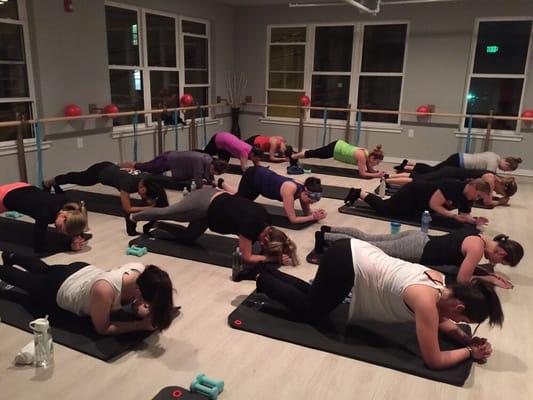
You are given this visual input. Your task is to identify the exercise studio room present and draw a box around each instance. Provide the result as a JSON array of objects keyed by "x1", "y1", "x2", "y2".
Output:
[{"x1": 0, "y1": 0, "x2": 532, "y2": 398}]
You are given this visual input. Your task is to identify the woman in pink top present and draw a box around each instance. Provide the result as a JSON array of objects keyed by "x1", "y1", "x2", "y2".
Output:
[{"x1": 204, "y1": 132, "x2": 263, "y2": 171}]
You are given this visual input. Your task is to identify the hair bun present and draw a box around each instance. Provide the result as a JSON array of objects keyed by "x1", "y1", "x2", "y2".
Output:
[{"x1": 517, "y1": 157, "x2": 523, "y2": 163}]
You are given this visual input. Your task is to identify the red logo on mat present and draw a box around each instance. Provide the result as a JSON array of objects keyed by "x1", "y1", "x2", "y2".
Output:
[
  {"x1": 234, "y1": 319, "x2": 242, "y2": 326},
  {"x1": 172, "y1": 389, "x2": 182, "y2": 397}
]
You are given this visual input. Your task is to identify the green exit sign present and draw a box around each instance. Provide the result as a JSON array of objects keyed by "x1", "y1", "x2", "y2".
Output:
[{"x1": 486, "y1": 45, "x2": 499, "y2": 53}]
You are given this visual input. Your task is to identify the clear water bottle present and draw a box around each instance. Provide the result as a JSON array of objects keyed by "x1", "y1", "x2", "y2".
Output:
[
  {"x1": 29, "y1": 317, "x2": 54, "y2": 368},
  {"x1": 190, "y1": 181, "x2": 197, "y2": 191},
  {"x1": 421, "y1": 210, "x2": 432, "y2": 233},
  {"x1": 378, "y1": 178, "x2": 386, "y2": 198},
  {"x1": 182, "y1": 187, "x2": 190, "y2": 197},
  {"x1": 231, "y1": 247, "x2": 243, "y2": 281}
]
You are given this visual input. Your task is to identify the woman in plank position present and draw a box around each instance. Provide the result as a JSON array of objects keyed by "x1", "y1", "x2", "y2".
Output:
[
  {"x1": 0, "y1": 252, "x2": 175, "y2": 335},
  {"x1": 257, "y1": 239, "x2": 502, "y2": 369}
]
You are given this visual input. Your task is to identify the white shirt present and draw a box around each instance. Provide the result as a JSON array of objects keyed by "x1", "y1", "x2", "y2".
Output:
[
  {"x1": 462, "y1": 152, "x2": 500, "y2": 172},
  {"x1": 348, "y1": 239, "x2": 444, "y2": 324},
  {"x1": 56, "y1": 263, "x2": 145, "y2": 316}
]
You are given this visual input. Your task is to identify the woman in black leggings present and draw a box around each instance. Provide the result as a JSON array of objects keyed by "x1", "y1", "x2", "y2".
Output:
[
  {"x1": 386, "y1": 167, "x2": 517, "y2": 208},
  {"x1": 0, "y1": 252, "x2": 175, "y2": 335},
  {"x1": 257, "y1": 239, "x2": 503, "y2": 370},
  {"x1": 43, "y1": 161, "x2": 168, "y2": 235},
  {"x1": 345, "y1": 178, "x2": 491, "y2": 226}
]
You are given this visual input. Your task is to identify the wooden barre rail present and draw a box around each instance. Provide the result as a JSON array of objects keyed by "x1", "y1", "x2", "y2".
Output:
[
  {"x1": 243, "y1": 102, "x2": 533, "y2": 122},
  {"x1": 0, "y1": 102, "x2": 230, "y2": 128}
]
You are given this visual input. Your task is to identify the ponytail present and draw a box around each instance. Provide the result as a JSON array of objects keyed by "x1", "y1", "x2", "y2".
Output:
[
  {"x1": 369, "y1": 144, "x2": 384, "y2": 161},
  {"x1": 493, "y1": 234, "x2": 524, "y2": 267},
  {"x1": 451, "y1": 280, "x2": 504, "y2": 327},
  {"x1": 61, "y1": 201, "x2": 88, "y2": 236},
  {"x1": 137, "y1": 265, "x2": 175, "y2": 331},
  {"x1": 142, "y1": 179, "x2": 168, "y2": 207},
  {"x1": 264, "y1": 227, "x2": 299, "y2": 266},
  {"x1": 504, "y1": 156, "x2": 522, "y2": 171}
]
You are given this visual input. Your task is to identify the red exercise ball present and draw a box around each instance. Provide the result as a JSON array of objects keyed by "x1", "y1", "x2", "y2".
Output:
[
  {"x1": 416, "y1": 105, "x2": 430, "y2": 115},
  {"x1": 299, "y1": 95, "x2": 310, "y2": 107},
  {"x1": 180, "y1": 94, "x2": 194, "y2": 107},
  {"x1": 522, "y1": 109, "x2": 533, "y2": 127},
  {"x1": 64, "y1": 104, "x2": 82, "y2": 117},
  {"x1": 103, "y1": 104, "x2": 119, "y2": 114}
]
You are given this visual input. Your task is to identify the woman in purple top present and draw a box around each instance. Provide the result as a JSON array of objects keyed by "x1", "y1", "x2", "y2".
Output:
[
  {"x1": 204, "y1": 132, "x2": 263, "y2": 171},
  {"x1": 225, "y1": 166, "x2": 327, "y2": 225}
]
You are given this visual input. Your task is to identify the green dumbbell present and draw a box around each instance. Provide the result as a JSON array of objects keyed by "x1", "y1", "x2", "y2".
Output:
[
  {"x1": 126, "y1": 245, "x2": 147, "y2": 257},
  {"x1": 190, "y1": 374, "x2": 224, "y2": 400}
]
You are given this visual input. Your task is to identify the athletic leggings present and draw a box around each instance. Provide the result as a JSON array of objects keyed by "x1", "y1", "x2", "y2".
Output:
[
  {"x1": 135, "y1": 152, "x2": 170, "y2": 175},
  {"x1": 304, "y1": 141, "x2": 338, "y2": 159},
  {"x1": 131, "y1": 186, "x2": 218, "y2": 244},
  {"x1": 413, "y1": 153, "x2": 460, "y2": 174},
  {"x1": 324, "y1": 228, "x2": 428, "y2": 263},
  {"x1": 236, "y1": 167, "x2": 260, "y2": 200},
  {"x1": 364, "y1": 185, "x2": 420, "y2": 217},
  {"x1": 412, "y1": 166, "x2": 485, "y2": 182},
  {"x1": 244, "y1": 135, "x2": 259, "y2": 147},
  {"x1": 257, "y1": 239, "x2": 354, "y2": 323},
  {"x1": 54, "y1": 161, "x2": 115, "y2": 186},
  {"x1": 0, "y1": 253, "x2": 88, "y2": 306},
  {"x1": 204, "y1": 135, "x2": 232, "y2": 162}
]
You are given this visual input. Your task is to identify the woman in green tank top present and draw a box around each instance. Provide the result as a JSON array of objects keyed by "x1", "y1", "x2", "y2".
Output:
[{"x1": 290, "y1": 140, "x2": 385, "y2": 178}]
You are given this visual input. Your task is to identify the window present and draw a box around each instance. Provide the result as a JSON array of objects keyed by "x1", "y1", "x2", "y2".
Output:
[
  {"x1": 181, "y1": 18, "x2": 210, "y2": 119},
  {"x1": 0, "y1": 0, "x2": 34, "y2": 142},
  {"x1": 358, "y1": 24, "x2": 407, "y2": 123},
  {"x1": 311, "y1": 25, "x2": 353, "y2": 121},
  {"x1": 105, "y1": 4, "x2": 210, "y2": 127},
  {"x1": 464, "y1": 19, "x2": 532, "y2": 131},
  {"x1": 267, "y1": 26, "x2": 306, "y2": 118},
  {"x1": 265, "y1": 23, "x2": 407, "y2": 124}
]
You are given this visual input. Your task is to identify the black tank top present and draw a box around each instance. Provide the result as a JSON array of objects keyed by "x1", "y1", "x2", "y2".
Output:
[{"x1": 420, "y1": 228, "x2": 482, "y2": 267}]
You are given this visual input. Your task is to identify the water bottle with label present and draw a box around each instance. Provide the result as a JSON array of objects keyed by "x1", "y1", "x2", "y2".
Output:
[
  {"x1": 182, "y1": 187, "x2": 190, "y2": 197},
  {"x1": 421, "y1": 210, "x2": 432, "y2": 233},
  {"x1": 29, "y1": 317, "x2": 54, "y2": 368},
  {"x1": 231, "y1": 247, "x2": 243, "y2": 281},
  {"x1": 190, "y1": 181, "x2": 197, "y2": 191}
]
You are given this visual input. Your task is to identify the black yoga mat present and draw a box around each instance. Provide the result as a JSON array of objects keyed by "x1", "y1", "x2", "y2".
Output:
[
  {"x1": 65, "y1": 190, "x2": 145, "y2": 217},
  {"x1": 228, "y1": 291, "x2": 473, "y2": 386},
  {"x1": 338, "y1": 204, "x2": 469, "y2": 233},
  {"x1": 301, "y1": 164, "x2": 369, "y2": 179},
  {"x1": 224, "y1": 164, "x2": 244, "y2": 175},
  {"x1": 260, "y1": 153, "x2": 286, "y2": 163},
  {"x1": 262, "y1": 204, "x2": 315, "y2": 230},
  {"x1": 306, "y1": 249, "x2": 321, "y2": 265},
  {"x1": 129, "y1": 224, "x2": 238, "y2": 268},
  {"x1": 375, "y1": 185, "x2": 491, "y2": 210},
  {"x1": 0, "y1": 285, "x2": 153, "y2": 361},
  {"x1": 322, "y1": 185, "x2": 350, "y2": 200},
  {"x1": 0, "y1": 217, "x2": 68, "y2": 257},
  {"x1": 153, "y1": 386, "x2": 205, "y2": 400}
]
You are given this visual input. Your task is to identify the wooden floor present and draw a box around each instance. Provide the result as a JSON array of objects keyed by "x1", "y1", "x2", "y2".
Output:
[{"x1": 1, "y1": 159, "x2": 532, "y2": 400}]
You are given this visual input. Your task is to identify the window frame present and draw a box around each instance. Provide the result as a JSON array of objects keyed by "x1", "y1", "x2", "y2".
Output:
[
  {"x1": 179, "y1": 15, "x2": 211, "y2": 119},
  {"x1": 265, "y1": 23, "x2": 310, "y2": 122},
  {"x1": 0, "y1": 0, "x2": 39, "y2": 148},
  {"x1": 461, "y1": 16, "x2": 533, "y2": 135},
  {"x1": 264, "y1": 20, "x2": 409, "y2": 129},
  {"x1": 105, "y1": 2, "x2": 212, "y2": 133}
]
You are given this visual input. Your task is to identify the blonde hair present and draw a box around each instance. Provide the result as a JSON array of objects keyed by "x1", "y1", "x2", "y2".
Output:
[
  {"x1": 61, "y1": 201, "x2": 88, "y2": 236},
  {"x1": 264, "y1": 227, "x2": 299, "y2": 266},
  {"x1": 468, "y1": 178, "x2": 491, "y2": 194},
  {"x1": 369, "y1": 144, "x2": 384, "y2": 160}
]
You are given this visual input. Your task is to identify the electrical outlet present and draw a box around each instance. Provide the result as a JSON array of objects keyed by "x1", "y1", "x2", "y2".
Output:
[
  {"x1": 77, "y1": 137, "x2": 83, "y2": 148},
  {"x1": 408, "y1": 129, "x2": 415, "y2": 138}
]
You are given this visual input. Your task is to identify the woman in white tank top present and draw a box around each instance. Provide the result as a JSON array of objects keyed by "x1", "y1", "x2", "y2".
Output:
[
  {"x1": 256, "y1": 238, "x2": 504, "y2": 370},
  {"x1": 0, "y1": 252, "x2": 175, "y2": 335}
]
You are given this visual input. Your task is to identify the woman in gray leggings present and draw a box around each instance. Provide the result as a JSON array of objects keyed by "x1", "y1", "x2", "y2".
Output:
[
  {"x1": 314, "y1": 226, "x2": 523, "y2": 288},
  {"x1": 130, "y1": 187, "x2": 298, "y2": 266}
]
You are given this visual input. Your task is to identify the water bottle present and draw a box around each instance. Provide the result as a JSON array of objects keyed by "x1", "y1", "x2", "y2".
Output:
[
  {"x1": 231, "y1": 247, "x2": 243, "y2": 281},
  {"x1": 29, "y1": 317, "x2": 54, "y2": 368},
  {"x1": 421, "y1": 210, "x2": 432, "y2": 233},
  {"x1": 182, "y1": 187, "x2": 190, "y2": 197},
  {"x1": 378, "y1": 178, "x2": 386, "y2": 198},
  {"x1": 190, "y1": 181, "x2": 197, "y2": 191}
]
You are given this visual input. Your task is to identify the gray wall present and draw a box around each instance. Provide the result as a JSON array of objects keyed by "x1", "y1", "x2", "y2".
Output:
[
  {"x1": 1, "y1": 0, "x2": 235, "y2": 183},
  {"x1": 234, "y1": 0, "x2": 533, "y2": 171}
]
